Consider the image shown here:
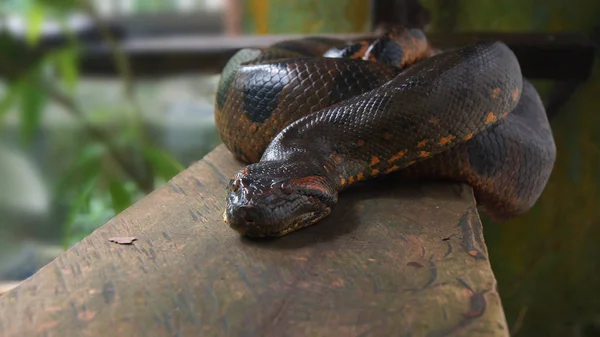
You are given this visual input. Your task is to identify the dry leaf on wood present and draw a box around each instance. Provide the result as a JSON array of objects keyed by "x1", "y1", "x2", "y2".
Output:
[{"x1": 108, "y1": 237, "x2": 137, "y2": 245}]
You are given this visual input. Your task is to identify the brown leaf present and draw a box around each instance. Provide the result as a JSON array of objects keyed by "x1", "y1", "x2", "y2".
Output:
[{"x1": 108, "y1": 236, "x2": 137, "y2": 245}]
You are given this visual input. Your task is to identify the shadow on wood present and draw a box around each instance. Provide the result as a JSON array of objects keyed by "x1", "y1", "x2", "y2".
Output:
[{"x1": 0, "y1": 145, "x2": 509, "y2": 337}]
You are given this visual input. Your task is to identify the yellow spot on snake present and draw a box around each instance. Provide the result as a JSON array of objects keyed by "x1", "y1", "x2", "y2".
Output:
[
  {"x1": 419, "y1": 151, "x2": 431, "y2": 158},
  {"x1": 485, "y1": 112, "x2": 497, "y2": 124},
  {"x1": 386, "y1": 165, "x2": 399, "y2": 174},
  {"x1": 406, "y1": 160, "x2": 416, "y2": 166},
  {"x1": 492, "y1": 88, "x2": 501, "y2": 98},
  {"x1": 332, "y1": 155, "x2": 343, "y2": 164},
  {"x1": 464, "y1": 133, "x2": 474, "y2": 141},
  {"x1": 357, "y1": 172, "x2": 365, "y2": 181},
  {"x1": 428, "y1": 117, "x2": 440, "y2": 125},
  {"x1": 340, "y1": 177, "x2": 346, "y2": 185},
  {"x1": 388, "y1": 149, "x2": 408, "y2": 163},
  {"x1": 370, "y1": 155, "x2": 380, "y2": 166},
  {"x1": 512, "y1": 88, "x2": 519, "y2": 102},
  {"x1": 371, "y1": 168, "x2": 380, "y2": 176},
  {"x1": 348, "y1": 176, "x2": 355, "y2": 184},
  {"x1": 439, "y1": 135, "x2": 456, "y2": 145},
  {"x1": 417, "y1": 139, "x2": 428, "y2": 148}
]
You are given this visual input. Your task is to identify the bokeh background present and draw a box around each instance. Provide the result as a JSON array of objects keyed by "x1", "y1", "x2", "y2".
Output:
[{"x1": 0, "y1": 1, "x2": 599, "y2": 336}]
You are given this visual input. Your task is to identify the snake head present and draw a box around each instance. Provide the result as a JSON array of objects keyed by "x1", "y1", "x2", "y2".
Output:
[{"x1": 224, "y1": 161, "x2": 338, "y2": 237}]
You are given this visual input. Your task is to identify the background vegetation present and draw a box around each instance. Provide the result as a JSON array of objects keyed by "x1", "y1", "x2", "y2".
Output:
[{"x1": 0, "y1": 0, "x2": 206, "y2": 249}]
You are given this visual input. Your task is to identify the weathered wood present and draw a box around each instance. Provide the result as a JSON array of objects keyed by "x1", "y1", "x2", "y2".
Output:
[
  {"x1": 0, "y1": 282, "x2": 19, "y2": 296},
  {"x1": 0, "y1": 145, "x2": 509, "y2": 337}
]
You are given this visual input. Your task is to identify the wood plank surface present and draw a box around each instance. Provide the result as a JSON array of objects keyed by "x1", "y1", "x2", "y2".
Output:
[
  {"x1": 0, "y1": 282, "x2": 20, "y2": 296},
  {"x1": 0, "y1": 145, "x2": 509, "y2": 337}
]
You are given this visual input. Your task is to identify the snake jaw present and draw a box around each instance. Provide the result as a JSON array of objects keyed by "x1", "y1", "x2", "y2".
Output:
[
  {"x1": 224, "y1": 162, "x2": 337, "y2": 237},
  {"x1": 230, "y1": 207, "x2": 332, "y2": 238},
  {"x1": 224, "y1": 194, "x2": 331, "y2": 237}
]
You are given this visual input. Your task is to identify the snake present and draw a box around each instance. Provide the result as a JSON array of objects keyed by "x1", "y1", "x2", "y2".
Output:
[{"x1": 214, "y1": 26, "x2": 557, "y2": 237}]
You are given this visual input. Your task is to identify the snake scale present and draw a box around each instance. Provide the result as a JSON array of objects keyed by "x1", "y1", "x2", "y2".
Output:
[{"x1": 214, "y1": 26, "x2": 556, "y2": 237}]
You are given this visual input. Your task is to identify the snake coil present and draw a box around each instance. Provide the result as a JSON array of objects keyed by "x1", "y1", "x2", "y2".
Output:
[{"x1": 214, "y1": 27, "x2": 556, "y2": 237}]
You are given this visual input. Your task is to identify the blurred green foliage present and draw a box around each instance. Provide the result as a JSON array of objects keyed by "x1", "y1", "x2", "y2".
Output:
[{"x1": 0, "y1": 0, "x2": 185, "y2": 248}]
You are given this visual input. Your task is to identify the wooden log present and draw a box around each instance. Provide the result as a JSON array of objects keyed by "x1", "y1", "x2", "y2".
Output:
[
  {"x1": 0, "y1": 145, "x2": 509, "y2": 337},
  {"x1": 0, "y1": 282, "x2": 20, "y2": 296}
]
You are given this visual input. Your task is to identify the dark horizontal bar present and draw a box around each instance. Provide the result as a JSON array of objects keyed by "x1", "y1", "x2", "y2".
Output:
[
  {"x1": 428, "y1": 32, "x2": 597, "y2": 82},
  {"x1": 76, "y1": 31, "x2": 596, "y2": 81},
  {"x1": 6, "y1": 30, "x2": 598, "y2": 81}
]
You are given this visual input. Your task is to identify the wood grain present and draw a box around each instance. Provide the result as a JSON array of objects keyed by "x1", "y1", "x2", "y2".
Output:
[{"x1": 0, "y1": 145, "x2": 509, "y2": 337}]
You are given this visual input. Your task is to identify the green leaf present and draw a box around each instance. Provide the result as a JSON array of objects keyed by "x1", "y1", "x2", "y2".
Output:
[
  {"x1": 0, "y1": 32, "x2": 32, "y2": 81},
  {"x1": 0, "y1": 81, "x2": 23, "y2": 121},
  {"x1": 36, "y1": 0, "x2": 83, "y2": 14},
  {"x1": 54, "y1": 142, "x2": 105, "y2": 197},
  {"x1": 54, "y1": 49, "x2": 79, "y2": 91},
  {"x1": 75, "y1": 142, "x2": 106, "y2": 167},
  {"x1": 25, "y1": 3, "x2": 45, "y2": 47},
  {"x1": 108, "y1": 178, "x2": 132, "y2": 214},
  {"x1": 62, "y1": 174, "x2": 99, "y2": 247},
  {"x1": 142, "y1": 146, "x2": 185, "y2": 181},
  {"x1": 19, "y1": 77, "x2": 47, "y2": 145}
]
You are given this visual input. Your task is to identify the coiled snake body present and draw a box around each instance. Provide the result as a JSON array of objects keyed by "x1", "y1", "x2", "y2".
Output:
[{"x1": 214, "y1": 27, "x2": 556, "y2": 237}]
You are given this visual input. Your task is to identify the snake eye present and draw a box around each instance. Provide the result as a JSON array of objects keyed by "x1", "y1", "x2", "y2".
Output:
[{"x1": 281, "y1": 182, "x2": 293, "y2": 195}]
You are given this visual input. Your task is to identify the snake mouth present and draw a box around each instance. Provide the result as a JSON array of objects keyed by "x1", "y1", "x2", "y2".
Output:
[
  {"x1": 224, "y1": 182, "x2": 334, "y2": 238},
  {"x1": 226, "y1": 205, "x2": 331, "y2": 238},
  {"x1": 224, "y1": 163, "x2": 338, "y2": 237}
]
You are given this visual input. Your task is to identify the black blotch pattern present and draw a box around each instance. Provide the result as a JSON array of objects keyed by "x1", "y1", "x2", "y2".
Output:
[
  {"x1": 337, "y1": 42, "x2": 366, "y2": 58},
  {"x1": 467, "y1": 128, "x2": 507, "y2": 177},
  {"x1": 216, "y1": 72, "x2": 234, "y2": 110},
  {"x1": 369, "y1": 39, "x2": 406, "y2": 67},
  {"x1": 243, "y1": 64, "x2": 288, "y2": 123}
]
